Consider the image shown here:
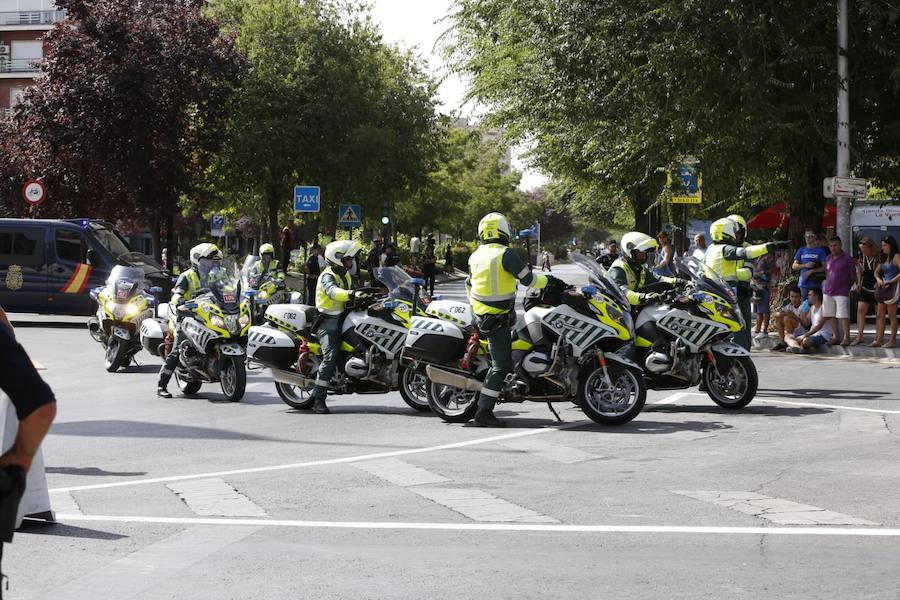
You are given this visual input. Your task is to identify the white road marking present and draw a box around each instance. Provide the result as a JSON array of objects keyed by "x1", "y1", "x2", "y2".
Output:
[
  {"x1": 49, "y1": 420, "x2": 591, "y2": 494},
  {"x1": 674, "y1": 491, "x2": 879, "y2": 526},
  {"x1": 663, "y1": 392, "x2": 900, "y2": 415},
  {"x1": 646, "y1": 392, "x2": 692, "y2": 410},
  {"x1": 35, "y1": 525, "x2": 260, "y2": 600},
  {"x1": 52, "y1": 513, "x2": 900, "y2": 537},
  {"x1": 354, "y1": 458, "x2": 450, "y2": 487},
  {"x1": 412, "y1": 488, "x2": 559, "y2": 523},
  {"x1": 498, "y1": 437, "x2": 601, "y2": 464},
  {"x1": 51, "y1": 492, "x2": 83, "y2": 516},
  {"x1": 166, "y1": 478, "x2": 267, "y2": 517}
]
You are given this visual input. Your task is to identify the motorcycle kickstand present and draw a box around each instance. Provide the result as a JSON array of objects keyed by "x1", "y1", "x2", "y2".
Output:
[
  {"x1": 131, "y1": 354, "x2": 141, "y2": 367},
  {"x1": 547, "y1": 402, "x2": 562, "y2": 422}
]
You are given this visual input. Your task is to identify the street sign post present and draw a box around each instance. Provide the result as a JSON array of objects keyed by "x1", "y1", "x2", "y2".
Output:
[
  {"x1": 293, "y1": 186, "x2": 321, "y2": 213},
  {"x1": 211, "y1": 215, "x2": 226, "y2": 237},
  {"x1": 22, "y1": 180, "x2": 45, "y2": 206},
  {"x1": 668, "y1": 158, "x2": 702, "y2": 204},
  {"x1": 338, "y1": 204, "x2": 362, "y2": 228},
  {"x1": 823, "y1": 176, "x2": 866, "y2": 199}
]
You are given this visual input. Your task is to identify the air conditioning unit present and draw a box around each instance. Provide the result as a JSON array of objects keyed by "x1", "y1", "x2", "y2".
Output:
[{"x1": 0, "y1": 45, "x2": 11, "y2": 56}]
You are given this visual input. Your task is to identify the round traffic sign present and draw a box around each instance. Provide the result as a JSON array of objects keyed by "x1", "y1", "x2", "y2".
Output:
[{"x1": 22, "y1": 180, "x2": 46, "y2": 206}]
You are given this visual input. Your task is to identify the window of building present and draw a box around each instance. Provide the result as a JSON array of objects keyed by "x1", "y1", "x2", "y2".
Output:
[
  {"x1": 10, "y1": 40, "x2": 42, "y2": 61},
  {"x1": 55, "y1": 229, "x2": 86, "y2": 264}
]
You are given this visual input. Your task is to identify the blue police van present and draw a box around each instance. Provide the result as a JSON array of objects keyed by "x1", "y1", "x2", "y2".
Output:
[{"x1": 0, "y1": 218, "x2": 170, "y2": 316}]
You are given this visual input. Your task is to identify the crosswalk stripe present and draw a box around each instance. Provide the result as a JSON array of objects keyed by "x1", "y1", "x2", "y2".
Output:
[
  {"x1": 412, "y1": 487, "x2": 559, "y2": 523},
  {"x1": 354, "y1": 458, "x2": 450, "y2": 487},
  {"x1": 674, "y1": 491, "x2": 879, "y2": 526},
  {"x1": 166, "y1": 478, "x2": 267, "y2": 517}
]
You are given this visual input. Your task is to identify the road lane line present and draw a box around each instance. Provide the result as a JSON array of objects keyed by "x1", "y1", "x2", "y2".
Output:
[
  {"x1": 34, "y1": 525, "x2": 260, "y2": 600},
  {"x1": 657, "y1": 392, "x2": 900, "y2": 415},
  {"x1": 51, "y1": 514, "x2": 900, "y2": 537},
  {"x1": 167, "y1": 478, "x2": 268, "y2": 517},
  {"x1": 645, "y1": 392, "x2": 692, "y2": 410},
  {"x1": 49, "y1": 420, "x2": 591, "y2": 493},
  {"x1": 674, "y1": 491, "x2": 879, "y2": 526}
]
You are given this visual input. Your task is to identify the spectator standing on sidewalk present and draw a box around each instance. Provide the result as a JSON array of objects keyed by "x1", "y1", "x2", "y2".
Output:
[
  {"x1": 792, "y1": 229, "x2": 828, "y2": 299},
  {"x1": 366, "y1": 238, "x2": 383, "y2": 286},
  {"x1": 786, "y1": 288, "x2": 832, "y2": 353},
  {"x1": 304, "y1": 244, "x2": 324, "y2": 304},
  {"x1": 851, "y1": 237, "x2": 882, "y2": 345},
  {"x1": 444, "y1": 244, "x2": 454, "y2": 273},
  {"x1": 771, "y1": 287, "x2": 809, "y2": 351},
  {"x1": 422, "y1": 243, "x2": 437, "y2": 296},
  {"x1": 691, "y1": 234, "x2": 707, "y2": 262},
  {"x1": 654, "y1": 231, "x2": 675, "y2": 277},
  {"x1": 822, "y1": 236, "x2": 855, "y2": 345},
  {"x1": 279, "y1": 218, "x2": 295, "y2": 274},
  {"x1": 599, "y1": 241, "x2": 620, "y2": 269},
  {"x1": 752, "y1": 240, "x2": 778, "y2": 339},
  {"x1": 540, "y1": 250, "x2": 552, "y2": 272},
  {"x1": 871, "y1": 236, "x2": 900, "y2": 348}
]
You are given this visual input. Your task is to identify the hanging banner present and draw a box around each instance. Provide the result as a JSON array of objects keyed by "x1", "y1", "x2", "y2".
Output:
[{"x1": 668, "y1": 157, "x2": 702, "y2": 204}]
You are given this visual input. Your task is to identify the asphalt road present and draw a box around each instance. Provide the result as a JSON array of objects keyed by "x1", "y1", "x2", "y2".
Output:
[{"x1": 6, "y1": 263, "x2": 900, "y2": 599}]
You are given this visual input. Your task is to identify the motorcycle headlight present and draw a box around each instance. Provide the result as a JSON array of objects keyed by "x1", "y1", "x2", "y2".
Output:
[
  {"x1": 210, "y1": 315, "x2": 226, "y2": 329},
  {"x1": 105, "y1": 300, "x2": 117, "y2": 313},
  {"x1": 126, "y1": 303, "x2": 141, "y2": 316},
  {"x1": 605, "y1": 302, "x2": 623, "y2": 321}
]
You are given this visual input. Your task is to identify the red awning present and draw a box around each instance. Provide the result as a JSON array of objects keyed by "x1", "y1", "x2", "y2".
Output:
[{"x1": 747, "y1": 203, "x2": 836, "y2": 230}]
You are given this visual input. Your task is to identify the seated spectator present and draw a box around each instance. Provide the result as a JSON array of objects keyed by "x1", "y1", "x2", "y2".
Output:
[
  {"x1": 771, "y1": 287, "x2": 808, "y2": 351},
  {"x1": 786, "y1": 288, "x2": 832, "y2": 353}
]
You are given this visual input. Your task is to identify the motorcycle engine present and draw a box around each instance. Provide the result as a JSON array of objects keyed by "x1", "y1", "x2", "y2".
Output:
[
  {"x1": 344, "y1": 357, "x2": 368, "y2": 379},
  {"x1": 521, "y1": 351, "x2": 552, "y2": 376},
  {"x1": 178, "y1": 341, "x2": 203, "y2": 369}
]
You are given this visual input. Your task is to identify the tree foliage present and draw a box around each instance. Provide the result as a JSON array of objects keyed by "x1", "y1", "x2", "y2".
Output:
[
  {"x1": 0, "y1": 0, "x2": 244, "y2": 258},
  {"x1": 448, "y1": 1, "x2": 900, "y2": 242}
]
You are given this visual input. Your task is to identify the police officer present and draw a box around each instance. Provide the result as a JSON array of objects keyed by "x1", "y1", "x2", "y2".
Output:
[
  {"x1": 705, "y1": 217, "x2": 789, "y2": 350},
  {"x1": 250, "y1": 243, "x2": 285, "y2": 283},
  {"x1": 468, "y1": 212, "x2": 554, "y2": 428},
  {"x1": 308, "y1": 240, "x2": 370, "y2": 414},
  {"x1": 608, "y1": 232, "x2": 682, "y2": 307},
  {"x1": 157, "y1": 243, "x2": 222, "y2": 398}
]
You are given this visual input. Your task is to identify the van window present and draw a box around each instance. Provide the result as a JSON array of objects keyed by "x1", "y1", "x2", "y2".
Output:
[
  {"x1": 0, "y1": 228, "x2": 45, "y2": 267},
  {"x1": 55, "y1": 229, "x2": 87, "y2": 263}
]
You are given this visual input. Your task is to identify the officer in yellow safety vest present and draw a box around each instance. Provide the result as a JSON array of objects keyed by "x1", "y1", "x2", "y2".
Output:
[
  {"x1": 157, "y1": 243, "x2": 221, "y2": 397},
  {"x1": 705, "y1": 216, "x2": 789, "y2": 350},
  {"x1": 608, "y1": 232, "x2": 684, "y2": 307},
  {"x1": 467, "y1": 212, "x2": 558, "y2": 427},
  {"x1": 250, "y1": 243, "x2": 285, "y2": 282},
  {"x1": 308, "y1": 240, "x2": 371, "y2": 414}
]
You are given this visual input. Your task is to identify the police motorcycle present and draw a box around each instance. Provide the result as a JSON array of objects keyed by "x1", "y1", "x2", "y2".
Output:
[
  {"x1": 88, "y1": 265, "x2": 158, "y2": 372},
  {"x1": 142, "y1": 259, "x2": 252, "y2": 401},
  {"x1": 422, "y1": 256, "x2": 646, "y2": 426},
  {"x1": 625, "y1": 255, "x2": 758, "y2": 408},
  {"x1": 241, "y1": 255, "x2": 292, "y2": 324}
]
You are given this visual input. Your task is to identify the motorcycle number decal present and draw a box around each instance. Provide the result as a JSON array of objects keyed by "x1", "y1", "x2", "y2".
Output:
[
  {"x1": 285, "y1": 312, "x2": 297, "y2": 320},
  {"x1": 224, "y1": 293, "x2": 236, "y2": 303},
  {"x1": 116, "y1": 289, "x2": 129, "y2": 299},
  {"x1": 449, "y1": 306, "x2": 466, "y2": 314}
]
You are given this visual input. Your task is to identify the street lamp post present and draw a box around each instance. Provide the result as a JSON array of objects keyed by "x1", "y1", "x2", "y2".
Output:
[{"x1": 835, "y1": 0, "x2": 851, "y2": 245}]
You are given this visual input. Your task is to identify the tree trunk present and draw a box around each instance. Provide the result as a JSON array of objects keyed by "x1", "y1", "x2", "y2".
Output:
[
  {"x1": 151, "y1": 213, "x2": 162, "y2": 264},
  {"x1": 267, "y1": 184, "x2": 280, "y2": 247},
  {"x1": 631, "y1": 185, "x2": 655, "y2": 233},
  {"x1": 787, "y1": 156, "x2": 826, "y2": 248},
  {"x1": 165, "y1": 210, "x2": 176, "y2": 269}
]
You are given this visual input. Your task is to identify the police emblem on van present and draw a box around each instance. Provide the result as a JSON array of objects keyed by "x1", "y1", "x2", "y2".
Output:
[{"x1": 5, "y1": 265, "x2": 23, "y2": 291}]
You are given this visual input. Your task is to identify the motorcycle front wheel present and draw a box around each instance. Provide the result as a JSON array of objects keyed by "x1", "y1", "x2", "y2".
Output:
[
  {"x1": 104, "y1": 337, "x2": 129, "y2": 372},
  {"x1": 427, "y1": 380, "x2": 478, "y2": 423},
  {"x1": 578, "y1": 362, "x2": 646, "y2": 425},
  {"x1": 704, "y1": 355, "x2": 757, "y2": 409},
  {"x1": 220, "y1": 355, "x2": 247, "y2": 402},
  {"x1": 398, "y1": 365, "x2": 431, "y2": 412},
  {"x1": 175, "y1": 370, "x2": 202, "y2": 395}
]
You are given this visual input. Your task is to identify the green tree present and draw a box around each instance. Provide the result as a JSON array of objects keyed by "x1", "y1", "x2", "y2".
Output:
[{"x1": 448, "y1": 1, "x2": 900, "y2": 242}]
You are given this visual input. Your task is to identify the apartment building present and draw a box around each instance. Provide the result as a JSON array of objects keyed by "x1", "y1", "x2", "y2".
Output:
[
  {"x1": 0, "y1": 0, "x2": 63, "y2": 117},
  {"x1": 455, "y1": 117, "x2": 513, "y2": 174}
]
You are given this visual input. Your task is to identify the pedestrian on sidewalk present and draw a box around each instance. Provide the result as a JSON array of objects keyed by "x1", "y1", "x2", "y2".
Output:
[
  {"x1": 871, "y1": 236, "x2": 900, "y2": 348},
  {"x1": 443, "y1": 244, "x2": 454, "y2": 273},
  {"x1": 422, "y1": 244, "x2": 437, "y2": 296},
  {"x1": 792, "y1": 229, "x2": 828, "y2": 299},
  {"x1": 304, "y1": 244, "x2": 324, "y2": 304},
  {"x1": 851, "y1": 237, "x2": 881, "y2": 345},
  {"x1": 279, "y1": 218, "x2": 295, "y2": 274},
  {"x1": 771, "y1": 287, "x2": 809, "y2": 351},
  {"x1": 822, "y1": 236, "x2": 855, "y2": 345},
  {"x1": 786, "y1": 288, "x2": 832, "y2": 353},
  {"x1": 654, "y1": 231, "x2": 675, "y2": 277},
  {"x1": 540, "y1": 250, "x2": 552, "y2": 272}
]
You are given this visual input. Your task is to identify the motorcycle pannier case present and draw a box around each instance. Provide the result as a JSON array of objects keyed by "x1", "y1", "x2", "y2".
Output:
[
  {"x1": 246, "y1": 325, "x2": 299, "y2": 370},
  {"x1": 404, "y1": 317, "x2": 465, "y2": 364},
  {"x1": 139, "y1": 318, "x2": 167, "y2": 356}
]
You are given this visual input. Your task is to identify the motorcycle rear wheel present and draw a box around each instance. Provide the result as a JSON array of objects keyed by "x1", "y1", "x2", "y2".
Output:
[
  {"x1": 427, "y1": 380, "x2": 478, "y2": 423},
  {"x1": 220, "y1": 355, "x2": 247, "y2": 402},
  {"x1": 398, "y1": 365, "x2": 431, "y2": 412},
  {"x1": 104, "y1": 337, "x2": 129, "y2": 372},
  {"x1": 704, "y1": 355, "x2": 757, "y2": 409},
  {"x1": 578, "y1": 362, "x2": 646, "y2": 425}
]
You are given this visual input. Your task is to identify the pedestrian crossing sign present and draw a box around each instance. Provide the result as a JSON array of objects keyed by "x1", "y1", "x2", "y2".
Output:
[{"x1": 338, "y1": 203, "x2": 362, "y2": 228}]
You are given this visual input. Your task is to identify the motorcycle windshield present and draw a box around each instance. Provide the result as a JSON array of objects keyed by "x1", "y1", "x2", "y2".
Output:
[
  {"x1": 675, "y1": 256, "x2": 735, "y2": 301},
  {"x1": 570, "y1": 252, "x2": 629, "y2": 308},
  {"x1": 105, "y1": 265, "x2": 146, "y2": 302},
  {"x1": 374, "y1": 266, "x2": 418, "y2": 303},
  {"x1": 206, "y1": 259, "x2": 242, "y2": 311},
  {"x1": 241, "y1": 255, "x2": 262, "y2": 289}
]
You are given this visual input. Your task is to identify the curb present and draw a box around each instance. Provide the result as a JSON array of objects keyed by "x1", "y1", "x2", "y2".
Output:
[{"x1": 752, "y1": 335, "x2": 900, "y2": 360}]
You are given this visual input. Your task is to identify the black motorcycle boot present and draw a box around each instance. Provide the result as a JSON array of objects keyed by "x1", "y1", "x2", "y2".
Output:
[
  {"x1": 473, "y1": 409, "x2": 506, "y2": 428},
  {"x1": 312, "y1": 396, "x2": 331, "y2": 414},
  {"x1": 157, "y1": 386, "x2": 173, "y2": 398}
]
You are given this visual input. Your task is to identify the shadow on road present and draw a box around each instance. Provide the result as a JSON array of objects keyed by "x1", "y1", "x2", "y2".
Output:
[
  {"x1": 9, "y1": 320, "x2": 86, "y2": 329},
  {"x1": 50, "y1": 419, "x2": 301, "y2": 444},
  {"x1": 285, "y1": 404, "x2": 434, "y2": 417},
  {"x1": 18, "y1": 520, "x2": 128, "y2": 541},
  {"x1": 756, "y1": 388, "x2": 892, "y2": 401},
  {"x1": 650, "y1": 404, "x2": 831, "y2": 418},
  {"x1": 46, "y1": 466, "x2": 148, "y2": 477},
  {"x1": 565, "y1": 419, "x2": 733, "y2": 435}
]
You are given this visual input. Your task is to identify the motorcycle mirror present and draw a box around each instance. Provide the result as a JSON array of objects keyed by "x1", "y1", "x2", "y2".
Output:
[
  {"x1": 384, "y1": 300, "x2": 400, "y2": 309},
  {"x1": 149, "y1": 286, "x2": 163, "y2": 294},
  {"x1": 410, "y1": 278, "x2": 425, "y2": 286},
  {"x1": 431, "y1": 294, "x2": 443, "y2": 300},
  {"x1": 581, "y1": 285, "x2": 598, "y2": 296},
  {"x1": 244, "y1": 290, "x2": 257, "y2": 297}
]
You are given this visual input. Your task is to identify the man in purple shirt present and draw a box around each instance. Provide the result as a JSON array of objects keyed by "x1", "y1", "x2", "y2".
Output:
[{"x1": 823, "y1": 236, "x2": 856, "y2": 345}]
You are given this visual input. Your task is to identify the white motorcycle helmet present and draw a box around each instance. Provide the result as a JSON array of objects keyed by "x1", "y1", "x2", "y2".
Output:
[
  {"x1": 477, "y1": 212, "x2": 512, "y2": 243},
  {"x1": 190, "y1": 243, "x2": 222, "y2": 283},
  {"x1": 324, "y1": 240, "x2": 363, "y2": 272},
  {"x1": 620, "y1": 232, "x2": 658, "y2": 265}
]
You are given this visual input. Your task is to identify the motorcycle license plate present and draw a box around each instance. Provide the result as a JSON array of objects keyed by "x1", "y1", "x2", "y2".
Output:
[
  {"x1": 112, "y1": 326, "x2": 130, "y2": 340},
  {"x1": 219, "y1": 343, "x2": 244, "y2": 356}
]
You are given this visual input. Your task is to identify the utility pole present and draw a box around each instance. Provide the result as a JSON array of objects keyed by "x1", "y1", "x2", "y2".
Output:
[{"x1": 835, "y1": 0, "x2": 851, "y2": 244}]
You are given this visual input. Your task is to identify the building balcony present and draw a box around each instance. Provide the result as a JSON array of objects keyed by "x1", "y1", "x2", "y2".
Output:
[
  {"x1": 0, "y1": 10, "x2": 63, "y2": 29},
  {"x1": 0, "y1": 57, "x2": 40, "y2": 76},
  {"x1": 1, "y1": 107, "x2": 12, "y2": 118}
]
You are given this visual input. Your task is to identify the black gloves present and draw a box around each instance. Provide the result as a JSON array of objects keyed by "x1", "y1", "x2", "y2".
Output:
[
  {"x1": 353, "y1": 290, "x2": 372, "y2": 300},
  {"x1": 642, "y1": 292, "x2": 662, "y2": 303}
]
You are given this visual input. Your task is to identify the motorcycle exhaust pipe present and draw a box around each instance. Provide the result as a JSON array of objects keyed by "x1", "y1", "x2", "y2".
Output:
[
  {"x1": 271, "y1": 368, "x2": 314, "y2": 388},
  {"x1": 425, "y1": 365, "x2": 483, "y2": 392}
]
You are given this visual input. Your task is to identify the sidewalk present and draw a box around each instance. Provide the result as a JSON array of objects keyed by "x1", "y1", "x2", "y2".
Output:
[{"x1": 753, "y1": 328, "x2": 900, "y2": 360}]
